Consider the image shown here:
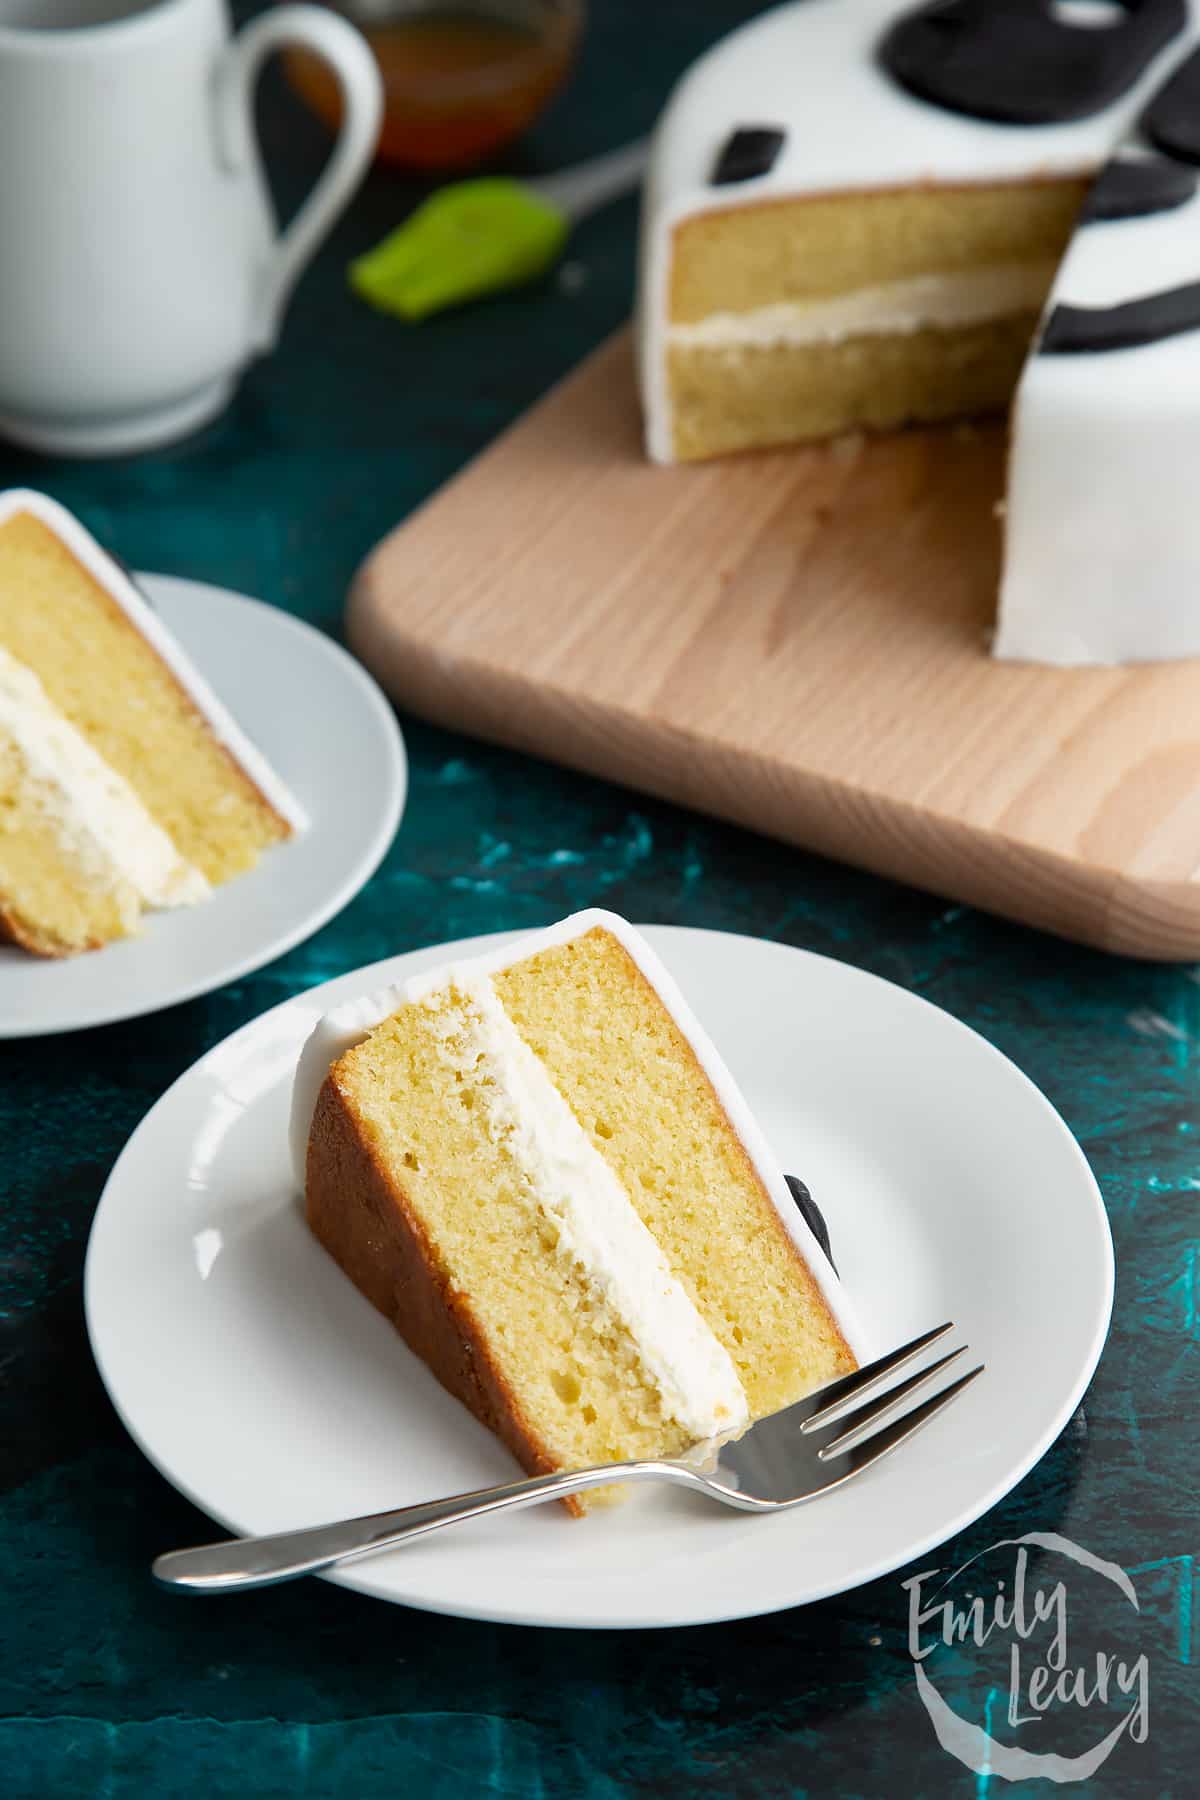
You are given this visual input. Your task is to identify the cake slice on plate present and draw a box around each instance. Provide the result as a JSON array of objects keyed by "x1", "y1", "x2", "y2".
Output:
[
  {"x1": 0, "y1": 490, "x2": 306, "y2": 957},
  {"x1": 291, "y1": 910, "x2": 860, "y2": 1511}
]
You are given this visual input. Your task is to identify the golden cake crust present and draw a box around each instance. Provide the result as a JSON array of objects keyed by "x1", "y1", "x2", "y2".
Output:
[
  {"x1": 306, "y1": 1067, "x2": 589, "y2": 1515},
  {"x1": 0, "y1": 904, "x2": 50, "y2": 957},
  {"x1": 0, "y1": 903, "x2": 104, "y2": 958}
]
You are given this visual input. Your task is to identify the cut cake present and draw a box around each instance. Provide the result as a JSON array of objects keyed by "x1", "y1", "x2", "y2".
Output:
[{"x1": 637, "y1": 0, "x2": 1200, "y2": 664}]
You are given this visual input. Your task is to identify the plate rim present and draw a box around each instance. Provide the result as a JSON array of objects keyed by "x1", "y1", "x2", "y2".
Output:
[
  {"x1": 0, "y1": 573, "x2": 407, "y2": 1037},
  {"x1": 84, "y1": 923, "x2": 1115, "y2": 1629}
]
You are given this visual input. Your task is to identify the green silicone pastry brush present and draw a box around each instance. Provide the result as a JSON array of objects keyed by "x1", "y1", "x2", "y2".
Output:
[{"x1": 349, "y1": 138, "x2": 647, "y2": 322}]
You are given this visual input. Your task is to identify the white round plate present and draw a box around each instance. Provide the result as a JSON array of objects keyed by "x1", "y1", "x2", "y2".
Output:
[
  {"x1": 85, "y1": 927, "x2": 1112, "y2": 1630},
  {"x1": 0, "y1": 575, "x2": 406, "y2": 1036}
]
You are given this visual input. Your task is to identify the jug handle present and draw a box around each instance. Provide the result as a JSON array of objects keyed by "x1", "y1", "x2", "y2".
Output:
[{"x1": 214, "y1": 5, "x2": 382, "y2": 354}]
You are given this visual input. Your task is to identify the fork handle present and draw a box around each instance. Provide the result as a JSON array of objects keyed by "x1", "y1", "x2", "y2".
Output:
[{"x1": 152, "y1": 1458, "x2": 694, "y2": 1593}]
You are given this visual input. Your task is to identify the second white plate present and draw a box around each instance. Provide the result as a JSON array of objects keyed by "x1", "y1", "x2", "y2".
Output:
[
  {"x1": 85, "y1": 926, "x2": 1113, "y2": 1628},
  {"x1": 0, "y1": 574, "x2": 406, "y2": 1035}
]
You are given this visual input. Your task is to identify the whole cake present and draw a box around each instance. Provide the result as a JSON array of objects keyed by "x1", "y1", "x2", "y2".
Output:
[
  {"x1": 291, "y1": 910, "x2": 859, "y2": 1509},
  {"x1": 637, "y1": 0, "x2": 1200, "y2": 664},
  {"x1": 0, "y1": 490, "x2": 306, "y2": 957}
]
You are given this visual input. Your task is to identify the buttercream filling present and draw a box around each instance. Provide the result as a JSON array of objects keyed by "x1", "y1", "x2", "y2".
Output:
[
  {"x1": 666, "y1": 260, "x2": 1057, "y2": 349},
  {"x1": 0, "y1": 645, "x2": 209, "y2": 911},
  {"x1": 420, "y1": 971, "x2": 750, "y2": 1442}
]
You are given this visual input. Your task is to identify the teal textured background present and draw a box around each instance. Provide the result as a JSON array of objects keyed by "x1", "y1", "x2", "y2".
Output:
[{"x1": 1, "y1": 3, "x2": 1196, "y2": 1793}]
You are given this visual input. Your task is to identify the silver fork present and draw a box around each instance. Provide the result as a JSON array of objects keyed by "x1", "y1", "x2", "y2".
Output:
[{"x1": 153, "y1": 1323, "x2": 981, "y2": 1594}]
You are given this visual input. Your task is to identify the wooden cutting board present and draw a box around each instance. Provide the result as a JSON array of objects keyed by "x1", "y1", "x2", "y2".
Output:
[{"x1": 349, "y1": 330, "x2": 1200, "y2": 960}]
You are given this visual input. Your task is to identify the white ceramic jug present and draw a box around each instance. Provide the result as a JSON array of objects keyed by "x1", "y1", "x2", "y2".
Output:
[{"x1": 0, "y1": 0, "x2": 382, "y2": 456}]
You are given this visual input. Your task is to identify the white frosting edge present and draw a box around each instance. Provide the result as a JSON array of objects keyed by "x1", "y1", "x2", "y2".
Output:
[
  {"x1": 666, "y1": 261, "x2": 1057, "y2": 350},
  {"x1": 0, "y1": 644, "x2": 209, "y2": 911},
  {"x1": 0, "y1": 489, "x2": 308, "y2": 833},
  {"x1": 425, "y1": 971, "x2": 748, "y2": 1439},
  {"x1": 289, "y1": 908, "x2": 866, "y2": 1363}
]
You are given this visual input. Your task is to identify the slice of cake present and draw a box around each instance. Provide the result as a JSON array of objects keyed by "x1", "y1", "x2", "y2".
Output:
[
  {"x1": 0, "y1": 490, "x2": 306, "y2": 956},
  {"x1": 291, "y1": 910, "x2": 859, "y2": 1511}
]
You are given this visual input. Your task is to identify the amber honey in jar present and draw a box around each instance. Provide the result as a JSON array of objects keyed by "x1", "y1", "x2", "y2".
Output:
[{"x1": 285, "y1": 0, "x2": 585, "y2": 172}]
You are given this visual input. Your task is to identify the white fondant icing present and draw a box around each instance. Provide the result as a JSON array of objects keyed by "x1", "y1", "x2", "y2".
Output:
[
  {"x1": 289, "y1": 909, "x2": 865, "y2": 1363},
  {"x1": 0, "y1": 489, "x2": 308, "y2": 830},
  {"x1": 998, "y1": 143, "x2": 1200, "y2": 663},
  {"x1": 666, "y1": 262, "x2": 1058, "y2": 350}
]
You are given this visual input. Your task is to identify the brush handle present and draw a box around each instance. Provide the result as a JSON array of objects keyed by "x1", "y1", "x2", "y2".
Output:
[{"x1": 532, "y1": 138, "x2": 650, "y2": 223}]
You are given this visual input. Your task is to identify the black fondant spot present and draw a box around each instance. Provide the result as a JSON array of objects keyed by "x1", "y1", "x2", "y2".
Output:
[
  {"x1": 783, "y1": 1174, "x2": 836, "y2": 1272},
  {"x1": 1041, "y1": 279, "x2": 1200, "y2": 350},
  {"x1": 711, "y1": 125, "x2": 786, "y2": 186},
  {"x1": 1143, "y1": 43, "x2": 1200, "y2": 162},
  {"x1": 1082, "y1": 153, "x2": 1197, "y2": 218},
  {"x1": 879, "y1": 0, "x2": 1186, "y2": 126}
]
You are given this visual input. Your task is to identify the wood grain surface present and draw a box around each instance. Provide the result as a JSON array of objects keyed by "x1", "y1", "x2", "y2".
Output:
[{"x1": 349, "y1": 331, "x2": 1200, "y2": 960}]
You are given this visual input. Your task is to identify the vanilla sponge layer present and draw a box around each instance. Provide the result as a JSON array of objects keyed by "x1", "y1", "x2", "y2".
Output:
[
  {"x1": 668, "y1": 181, "x2": 1087, "y2": 323},
  {"x1": 668, "y1": 313, "x2": 1039, "y2": 460}
]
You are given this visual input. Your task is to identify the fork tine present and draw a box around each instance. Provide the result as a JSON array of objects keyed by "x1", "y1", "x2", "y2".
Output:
[
  {"x1": 815, "y1": 1346, "x2": 967, "y2": 1457},
  {"x1": 799, "y1": 1321, "x2": 955, "y2": 1432},
  {"x1": 817, "y1": 1365, "x2": 985, "y2": 1479}
]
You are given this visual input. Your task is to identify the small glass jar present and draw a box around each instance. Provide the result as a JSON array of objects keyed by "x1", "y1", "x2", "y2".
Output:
[{"x1": 285, "y1": 0, "x2": 586, "y2": 172}]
